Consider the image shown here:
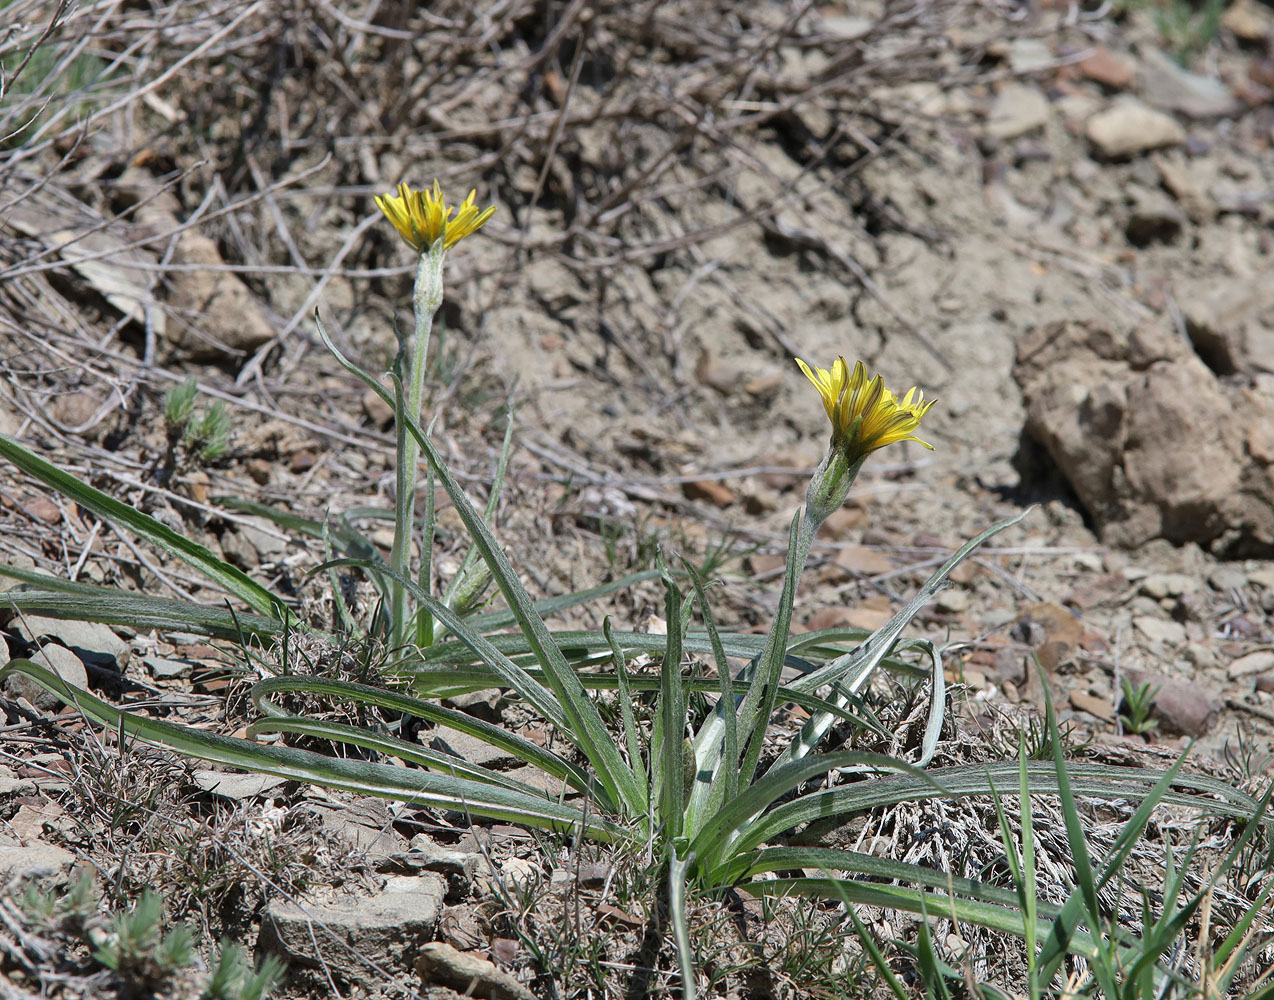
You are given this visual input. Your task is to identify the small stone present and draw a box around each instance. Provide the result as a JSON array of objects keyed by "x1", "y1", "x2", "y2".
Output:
[
  {"x1": 1255, "y1": 673, "x2": 1274, "y2": 693},
  {"x1": 1172, "y1": 592, "x2": 1208, "y2": 623},
  {"x1": 1126, "y1": 191, "x2": 1185, "y2": 246},
  {"x1": 1139, "y1": 572, "x2": 1200, "y2": 599},
  {"x1": 144, "y1": 655, "x2": 192, "y2": 679},
  {"x1": 985, "y1": 84, "x2": 1050, "y2": 140},
  {"x1": 822, "y1": 13, "x2": 873, "y2": 39},
  {"x1": 192, "y1": 769, "x2": 288, "y2": 800},
  {"x1": 1036, "y1": 639, "x2": 1075, "y2": 673},
  {"x1": 1140, "y1": 47, "x2": 1242, "y2": 120},
  {"x1": 1151, "y1": 679, "x2": 1222, "y2": 736},
  {"x1": 0, "y1": 843, "x2": 77, "y2": 880},
  {"x1": 822, "y1": 506, "x2": 865, "y2": 538},
  {"x1": 415, "y1": 941, "x2": 535, "y2": 1000},
  {"x1": 408, "y1": 834, "x2": 480, "y2": 882},
  {"x1": 1156, "y1": 157, "x2": 1214, "y2": 222},
  {"x1": 744, "y1": 372, "x2": 783, "y2": 398},
  {"x1": 1086, "y1": 99, "x2": 1185, "y2": 159},
  {"x1": 500, "y1": 858, "x2": 540, "y2": 891},
  {"x1": 1184, "y1": 641, "x2": 1219, "y2": 671},
  {"x1": 1076, "y1": 46, "x2": 1135, "y2": 89},
  {"x1": 834, "y1": 545, "x2": 895, "y2": 576},
  {"x1": 3, "y1": 645, "x2": 88, "y2": 710},
  {"x1": 430, "y1": 727, "x2": 520, "y2": 771},
  {"x1": 362, "y1": 387, "x2": 394, "y2": 428},
  {"x1": 14, "y1": 611, "x2": 131, "y2": 667},
  {"x1": 289, "y1": 449, "x2": 316, "y2": 473},
  {"x1": 1223, "y1": 0, "x2": 1274, "y2": 40},
  {"x1": 746, "y1": 552, "x2": 787, "y2": 577},
  {"x1": 1071, "y1": 689, "x2": 1115, "y2": 722},
  {"x1": 805, "y1": 606, "x2": 860, "y2": 632},
  {"x1": 935, "y1": 588, "x2": 971, "y2": 614},
  {"x1": 1014, "y1": 602, "x2": 1085, "y2": 648},
  {"x1": 1210, "y1": 566, "x2": 1249, "y2": 593},
  {"x1": 681, "y1": 479, "x2": 734, "y2": 508},
  {"x1": 840, "y1": 607, "x2": 892, "y2": 632},
  {"x1": 1134, "y1": 616, "x2": 1187, "y2": 645},
  {"x1": 26, "y1": 497, "x2": 61, "y2": 525},
  {"x1": 437, "y1": 905, "x2": 486, "y2": 951},
  {"x1": 1228, "y1": 649, "x2": 1274, "y2": 679},
  {"x1": 1007, "y1": 37, "x2": 1054, "y2": 73},
  {"x1": 246, "y1": 458, "x2": 272, "y2": 485}
]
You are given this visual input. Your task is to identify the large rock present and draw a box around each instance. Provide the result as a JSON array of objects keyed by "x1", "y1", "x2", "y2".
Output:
[
  {"x1": 259, "y1": 874, "x2": 446, "y2": 978},
  {"x1": 1014, "y1": 321, "x2": 1274, "y2": 556},
  {"x1": 119, "y1": 167, "x2": 274, "y2": 363}
]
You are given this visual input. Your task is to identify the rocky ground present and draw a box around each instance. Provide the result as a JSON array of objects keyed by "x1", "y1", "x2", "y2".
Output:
[{"x1": 2, "y1": 0, "x2": 1274, "y2": 996}]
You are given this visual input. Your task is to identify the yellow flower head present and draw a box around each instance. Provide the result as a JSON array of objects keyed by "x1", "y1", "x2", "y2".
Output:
[
  {"x1": 375, "y1": 180, "x2": 496, "y2": 254},
  {"x1": 795, "y1": 356, "x2": 936, "y2": 458}
]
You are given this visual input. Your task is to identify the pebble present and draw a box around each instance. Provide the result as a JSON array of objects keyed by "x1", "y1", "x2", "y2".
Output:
[
  {"x1": 501, "y1": 857, "x2": 541, "y2": 890},
  {"x1": 833, "y1": 545, "x2": 896, "y2": 576},
  {"x1": 1086, "y1": 99, "x2": 1185, "y2": 159},
  {"x1": 935, "y1": 588, "x2": 971, "y2": 614},
  {"x1": 985, "y1": 84, "x2": 1050, "y2": 140},
  {"x1": 1007, "y1": 37, "x2": 1054, "y2": 73},
  {"x1": 415, "y1": 942, "x2": 535, "y2": 1000},
  {"x1": 1139, "y1": 572, "x2": 1200, "y2": 599},
  {"x1": 2, "y1": 644, "x2": 87, "y2": 711},
  {"x1": 1150, "y1": 678, "x2": 1222, "y2": 736},
  {"x1": 1133, "y1": 615, "x2": 1187, "y2": 646},
  {"x1": 1071, "y1": 689, "x2": 1115, "y2": 722},
  {"x1": 1222, "y1": 0, "x2": 1274, "y2": 40},
  {"x1": 1140, "y1": 47, "x2": 1242, "y2": 120},
  {"x1": 1184, "y1": 641, "x2": 1218, "y2": 671},
  {"x1": 1210, "y1": 566, "x2": 1249, "y2": 593},
  {"x1": 13, "y1": 616, "x2": 130, "y2": 668},
  {"x1": 1125, "y1": 191, "x2": 1185, "y2": 246},
  {"x1": 682, "y1": 479, "x2": 734, "y2": 508},
  {"x1": 1076, "y1": 46, "x2": 1136, "y2": 89},
  {"x1": 1228, "y1": 649, "x2": 1274, "y2": 679}
]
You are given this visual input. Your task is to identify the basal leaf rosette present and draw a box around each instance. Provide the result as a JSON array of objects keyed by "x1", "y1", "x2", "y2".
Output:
[{"x1": 797, "y1": 356, "x2": 936, "y2": 526}]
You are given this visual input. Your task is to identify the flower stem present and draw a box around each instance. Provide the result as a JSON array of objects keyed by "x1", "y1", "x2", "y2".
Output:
[{"x1": 390, "y1": 242, "x2": 446, "y2": 646}]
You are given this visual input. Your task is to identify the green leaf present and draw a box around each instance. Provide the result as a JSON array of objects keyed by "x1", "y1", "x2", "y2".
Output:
[
  {"x1": 0, "y1": 433, "x2": 288, "y2": 620},
  {"x1": 0, "y1": 589, "x2": 285, "y2": 641},
  {"x1": 692, "y1": 751, "x2": 939, "y2": 870},
  {"x1": 316, "y1": 315, "x2": 644, "y2": 820},
  {"x1": 0, "y1": 659, "x2": 629, "y2": 842},
  {"x1": 248, "y1": 675, "x2": 598, "y2": 797},
  {"x1": 657, "y1": 553, "x2": 687, "y2": 839}
]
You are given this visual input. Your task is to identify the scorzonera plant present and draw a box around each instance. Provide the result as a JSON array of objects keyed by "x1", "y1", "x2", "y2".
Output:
[{"x1": 1, "y1": 181, "x2": 1267, "y2": 1000}]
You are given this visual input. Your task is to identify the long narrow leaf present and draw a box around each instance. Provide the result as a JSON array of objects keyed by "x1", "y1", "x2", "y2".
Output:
[
  {"x1": 0, "y1": 659, "x2": 629, "y2": 842},
  {"x1": 0, "y1": 589, "x2": 285, "y2": 641},
  {"x1": 315, "y1": 315, "x2": 643, "y2": 817},
  {"x1": 724, "y1": 760, "x2": 1260, "y2": 860},
  {"x1": 658, "y1": 554, "x2": 687, "y2": 839},
  {"x1": 0, "y1": 434, "x2": 287, "y2": 620},
  {"x1": 691, "y1": 751, "x2": 940, "y2": 869},
  {"x1": 248, "y1": 675, "x2": 598, "y2": 797}
]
